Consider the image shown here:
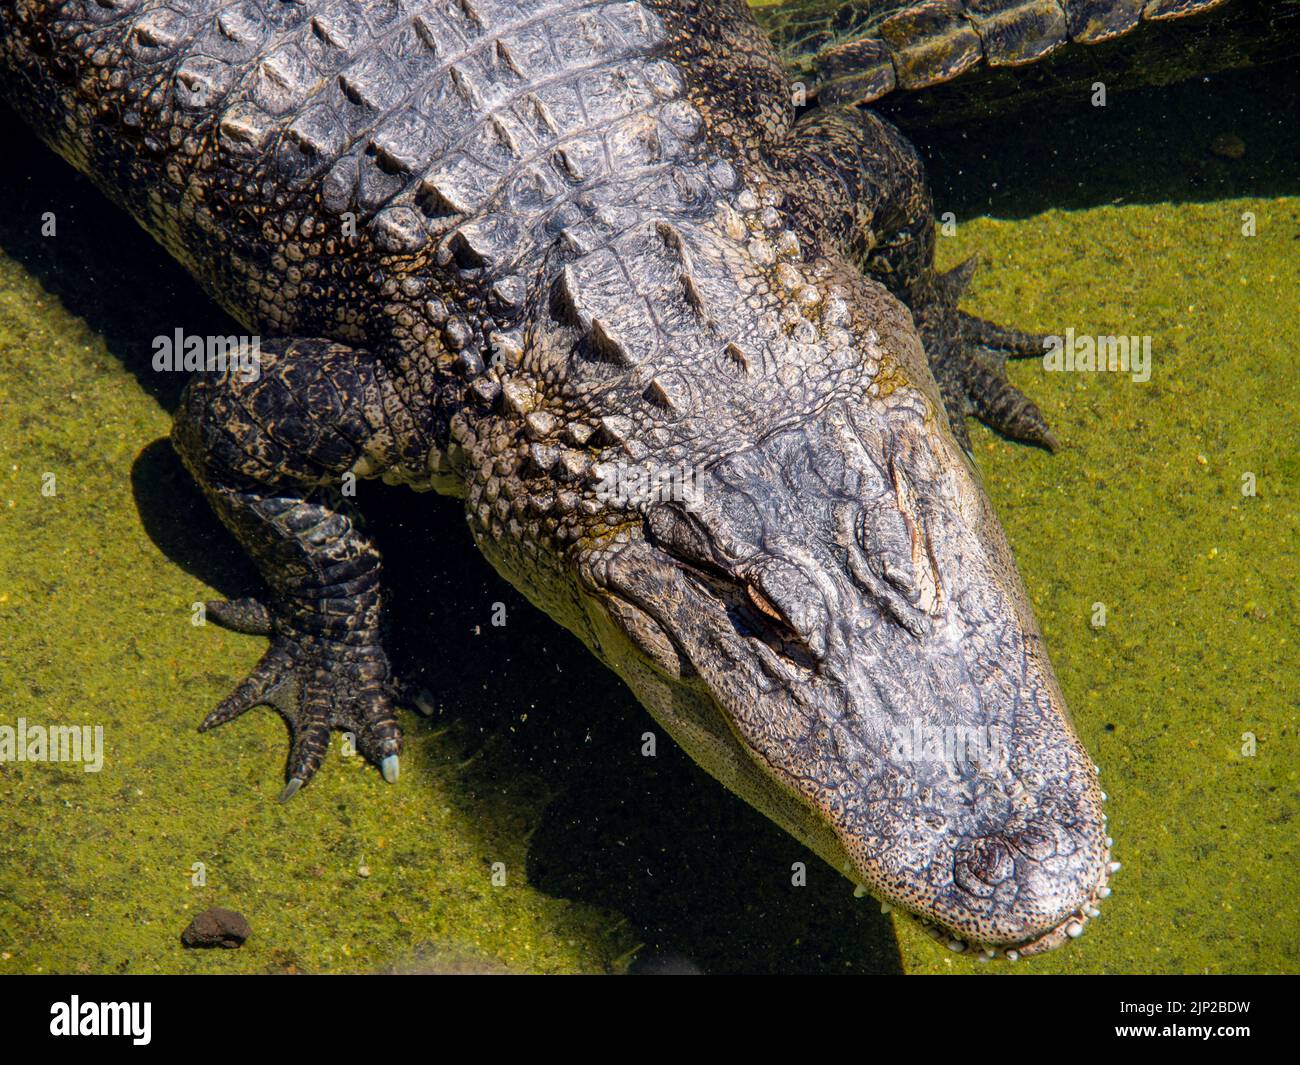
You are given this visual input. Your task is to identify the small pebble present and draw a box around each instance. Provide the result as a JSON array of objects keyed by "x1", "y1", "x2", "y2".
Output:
[{"x1": 180, "y1": 907, "x2": 251, "y2": 949}]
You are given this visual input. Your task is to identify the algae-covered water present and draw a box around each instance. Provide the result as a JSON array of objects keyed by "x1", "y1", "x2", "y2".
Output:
[{"x1": 0, "y1": 56, "x2": 1295, "y2": 974}]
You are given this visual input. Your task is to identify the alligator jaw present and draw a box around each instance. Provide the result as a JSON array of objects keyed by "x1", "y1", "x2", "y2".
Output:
[{"x1": 579, "y1": 389, "x2": 1110, "y2": 958}]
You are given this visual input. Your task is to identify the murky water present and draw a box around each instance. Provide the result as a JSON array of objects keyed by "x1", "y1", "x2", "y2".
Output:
[{"x1": 0, "y1": 38, "x2": 1294, "y2": 974}]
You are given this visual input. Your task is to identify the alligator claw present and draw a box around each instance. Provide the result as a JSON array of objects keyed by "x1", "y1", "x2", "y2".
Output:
[
  {"x1": 957, "y1": 321, "x2": 1059, "y2": 452},
  {"x1": 198, "y1": 625, "x2": 405, "y2": 796},
  {"x1": 918, "y1": 259, "x2": 1058, "y2": 454}
]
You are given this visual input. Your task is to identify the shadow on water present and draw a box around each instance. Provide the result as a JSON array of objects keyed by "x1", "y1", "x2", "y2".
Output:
[
  {"x1": 904, "y1": 61, "x2": 1300, "y2": 220},
  {"x1": 132, "y1": 436, "x2": 902, "y2": 972},
  {"x1": 3, "y1": 54, "x2": 1294, "y2": 972}
]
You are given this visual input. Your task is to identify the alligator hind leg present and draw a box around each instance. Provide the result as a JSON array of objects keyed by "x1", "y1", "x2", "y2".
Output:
[
  {"x1": 775, "y1": 106, "x2": 1056, "y2": 452},
  {"x1": 172, "y1": 339, "x2": 434, "y2": 799}
]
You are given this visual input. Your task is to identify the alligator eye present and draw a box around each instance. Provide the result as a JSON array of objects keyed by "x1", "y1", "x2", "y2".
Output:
[
  {"x1": 746, "y1": 583, "x2": 784, "y2": 624},
  {"x1": 743, "y1": 561, "x2": 828, "y2": 661}
]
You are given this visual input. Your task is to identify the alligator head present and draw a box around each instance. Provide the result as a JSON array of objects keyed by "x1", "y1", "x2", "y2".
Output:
[{"x1": 455, "y1": 202, "x2": 1112, "y2": 960}]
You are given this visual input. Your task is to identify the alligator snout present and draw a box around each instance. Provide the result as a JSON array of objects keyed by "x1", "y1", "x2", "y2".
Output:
[{"x1": 582, "y1": 390, "x2": 1111, "y2": 958}]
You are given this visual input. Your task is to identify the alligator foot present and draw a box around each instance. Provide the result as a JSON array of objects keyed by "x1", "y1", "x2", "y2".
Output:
[
  {"x1": 171, "y1": 338, "x2": 436, "y2": 798},
  {"x1": 923, "y1": 259, "x2": 1057, "y2": 454},
  {"x1": 201, "y1": 597, "x2": 409, "y2": 800}
]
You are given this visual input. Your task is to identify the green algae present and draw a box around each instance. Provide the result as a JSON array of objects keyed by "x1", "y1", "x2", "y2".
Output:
[
  {"x1": 903, "y1": 198, "x2": 1300, "y2": 975},
  {"x1": 0, "y1": 62, "x2": 1296, "y2": 974}
]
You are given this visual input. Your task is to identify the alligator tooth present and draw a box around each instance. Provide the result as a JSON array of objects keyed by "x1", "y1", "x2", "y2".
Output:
[
  {"x1": 853, "y1": 884, "x2": 868, "y2": 898},
  {"x1": 880, "y1": 902, "x2": 892, "y2": 914},
  {"x1": 1005, "y1": 950, "x2": 1020, "y2": 962},
  {"x1": 947, "y1": 939, "x2": 966, "y2": 953},
  {"x1": 1098, "y1": 886, "x2": 1112, "y2": 898},
  {"x1": 1066, "y1": 921, "x2": 1084, "y2": 938}
]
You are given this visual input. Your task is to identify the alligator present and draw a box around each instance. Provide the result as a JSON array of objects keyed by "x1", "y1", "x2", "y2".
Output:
[
  {"x1": 756, "y1": 0, "x2": 1300, "y2": 128},
  {"x1": 0, "y1": 0, "x2": 1160, "y2": 961}
]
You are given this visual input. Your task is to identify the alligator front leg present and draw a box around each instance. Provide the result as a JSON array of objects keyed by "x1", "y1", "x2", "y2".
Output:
[
  {"x1": 171, "y1": 339, "x2": 435, "y2": 799},
  {"x1": 775, "y1": 106, "x2": 1055, "y2": 452}
]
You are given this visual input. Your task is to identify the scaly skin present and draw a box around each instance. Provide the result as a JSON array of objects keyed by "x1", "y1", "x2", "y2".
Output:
[
  {"x1": 756, "y1": 0, "x2": 1296, "y2": 114},
  {"x1": 0, "y1": 0, "x2": 1113, "y2": 958}
]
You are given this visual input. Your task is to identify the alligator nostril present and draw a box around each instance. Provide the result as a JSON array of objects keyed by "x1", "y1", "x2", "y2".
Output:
[{"x1": 954, "y1": 836, "x2": 1016, "y2": 898}]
